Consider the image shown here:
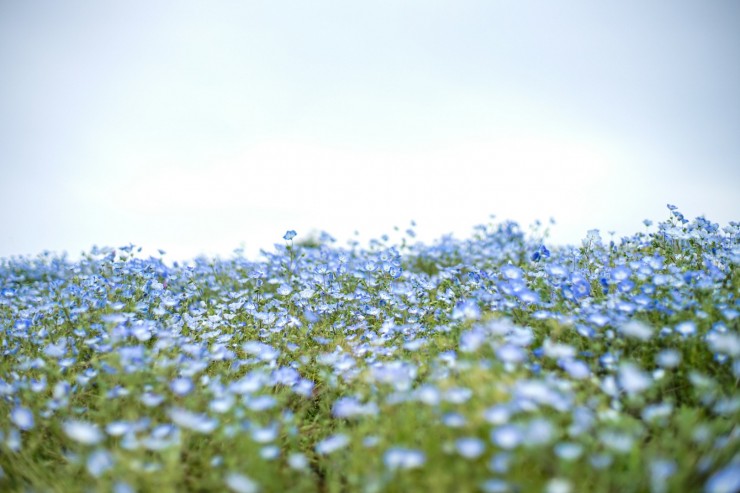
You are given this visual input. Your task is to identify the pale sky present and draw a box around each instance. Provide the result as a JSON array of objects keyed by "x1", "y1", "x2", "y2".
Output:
[{"x1": 1, "y1": 1, "x2": 738, "y2": 261}]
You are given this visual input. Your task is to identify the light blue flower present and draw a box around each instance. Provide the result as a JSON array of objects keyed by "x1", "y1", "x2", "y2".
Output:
[
  {"x1": 650, "y1": 458, "x2": 676, "y2": 493},
  {"x1": 140, "y1": 392, "x2": 165, "y2": 407},
  {"x1": 207, "y1": 391, "x2": 235, "y2": 412},
  {"x1": 455, "y1": 437, "x2": 485, "y2": 459},
  {"x1": 491, "y1": 424, "x2": 523, "y2": 450},
  {"x1": 560, "y1": 358, "x2": 590, "y2": 379},
  {"x1": 554, "y1": 442, "x2": 583, "y2": 461},
  {"x1": 260, "y1": 445, "x2": 280, "y2": 460},
  {"x1": 570, "y1": 275, "x2": 591, "y2": 300},
  {"x1": 610, "y1": 265, "x2": 632, "y2": 282},
  {"x1": 251, "y1": 423, "x2": 278, "y2": 443},
  {"x1": 619, "y1": 320, "x2": 654, "y2": 341},
  {"x1": 87, "y1": 448, "x2": 115, "y2": 477},
  {"x1": 704, "y1": 462, "x2": 740, "y2": 493},
  {"x1": 63, "y1": 420, "x2": 104, "y2": 445},
  {"x1": 676, "y1": 321, "x2": 697, "y2": 337},
  {"x1": 112, "y1": 482, "x2": 135, "y2": 493},
  {"x1": 442, "y1": 412, "x2": 467, "y2": 428},
  {"x1": 383, "y1": 447, "x2": 425, "y2": 470},
  {"x1": 655, "y1": 349, "x2": 682, "y2": 368},
  {"x1": 501, "y1": 264, "x2": 523, "y2": 280},
  {"x1": 245, "y1": 395, "x2": 277, "y2": 412},
  {"x1": 460, "y1": 328, "x2": 486, "y2": 353},
  {"x1": 287, "y1": 453, "x2": 309, "y2": 470},
  {"x1": 452, "y1": 300, "x2": 481, "y2": 320},
  {"x1": 10, "y1": 406, "x2": 34, "y2": 431},
  {"x1": 5, "y1": 428, "x2": 21, "y2": 452},
  {"x1": 315, "y1": 433, "x2": 350, "y2": 455},
  {"x1": 483, "y1": 404, "x2": 512, "y2": 425},
  {"x1": 170, "y1": 377, "x2": 194, "y2": 396},
  {"x1": 105, "y1": 421, "x2": 132, "y2": 437},
  {"x1": 168, "y1": 408, "x2": 218, "y2": 434},
  {"x1": 600, "y1": 430, "x2": 635, "y2": 454},
  {"x1": 479, "y1": 479, "x2": 513, "y2": 493},
  {"x1": 332, "y1": 396, "x2": 378, "y2": 418},
  {"x1": 618, "y1": 362, "x2": 653, "y2": 395},
  {"x1": 496, "y1": 344, "x2": 527, "y2": 364},
  {"x1": 225, "y1": 472, "x2": 260, "y2": 493},
  {"x1": 524, "y1": 417, "x2": 554, "y2": 446}
]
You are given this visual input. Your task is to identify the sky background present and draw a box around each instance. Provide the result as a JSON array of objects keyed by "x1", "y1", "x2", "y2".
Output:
[{"x1": 1, "y1": 1, "x2": 738, "y2": 261}]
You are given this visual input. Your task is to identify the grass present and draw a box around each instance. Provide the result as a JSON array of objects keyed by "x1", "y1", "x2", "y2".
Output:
[{"x1": 0, "y1": 206, "x2": 738, "y2": 492}]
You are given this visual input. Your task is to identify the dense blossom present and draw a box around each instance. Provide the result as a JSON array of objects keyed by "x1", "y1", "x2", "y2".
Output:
[{"x1": 0, "y1": 207, "x2": 737, "y2": 492}]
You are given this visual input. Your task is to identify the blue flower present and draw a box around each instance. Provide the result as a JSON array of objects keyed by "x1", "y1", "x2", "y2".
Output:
[
  {"x1": 455, "y1": 437, "x2": 486, "y2": 459},
  {"x1": 704, "y1": 462, "x2": 740, "y2": 493},
  {"x1": 63, "y1": 420, "x2": 104, "y2": 445},
  {"x1": 283, "y1": 230, "x2": 297, "y2": 241},
  {"x1": 618, "y1": 362, "x2": 652, "y2": 395},
  {"x1": 676, "y1": 321, "x2": 697, "y2": 337},
  {"x1": 480, "y1": 479, "x2": 512, "y2": 493},
  {"x1": 516, "y1": 289, "x2": 540, "y2": 304},
  {"x1": 560, "y1": 358, "x2": 590, "y2": 379},
  {"x1": 501, "y1": 264, "x2": 523, "y2": 280},
  {"x1": 610, "y1": 265, "x2": 632, "y2": 282},
  {"x1": 383, "y1": 447, "x2": 426, "y2": 470},
  {"x1": 315, "y1": 433, "x2": 350, "y2": 455},
  {"x1": 490, "y1": 424, "x2": 523, "y2": 450},
  {"x1": 113, "y1": 482, "x2": 135, "y2": 493},
  {"x1": 287, "y1": 453, "x2": 309, "y2": 470},
  {"x1": 224, "y1": 473, "x2": 260, "y2": 493},
  {"x1": 531, "y1": 245, "x2": 550, "y2": 262},
  {"x1": 332, "y1": 397, "x2": 378, "y2": 418},
  {"x1": 452, "y1": 300, "x2": 481, "y2": 320},
  {"x1": 564, "y1": 274, "x2": 591, "y2": 301},
  {"x1": 170, "y1": 377, "x2": 194, "y2": 396},
  {"x1": 251, "y1": 423, "x2": 278, "y2": 443},
  {"x1": 554, "y1": 442, "x2": 583, "y2": 461},
  {"x1": 87, "y1": 448, "x2": 115, "y2": 477},
  {"x1": 245, "y1": 395, "x2": 277, "y2": 411},
  {"x1": 10, "y1": 406, "x2": 34, "y2": 431},
  {"x1": 168, "y1": 408, "x2": 218, "y2": 434}
]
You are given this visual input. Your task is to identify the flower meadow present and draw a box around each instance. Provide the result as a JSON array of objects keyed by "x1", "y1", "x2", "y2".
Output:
[{"x1": 1, "y1": 206, "x2": 739, "y2": 493}]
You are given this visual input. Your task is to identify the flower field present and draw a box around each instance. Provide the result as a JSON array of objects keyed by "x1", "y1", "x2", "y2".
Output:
[{"x1": 1, "y1": 206, "x2": 738, "y2": 493}]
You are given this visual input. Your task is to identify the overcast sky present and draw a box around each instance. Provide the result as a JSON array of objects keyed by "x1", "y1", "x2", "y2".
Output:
[{"x1": 1, "y1": 1, "x2": 738, "y2": 261}]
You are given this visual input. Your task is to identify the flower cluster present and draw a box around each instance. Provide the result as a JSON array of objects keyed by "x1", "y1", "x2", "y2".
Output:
[{"x1": 0, "y1": 207, "x2": 738, "y2": 492}]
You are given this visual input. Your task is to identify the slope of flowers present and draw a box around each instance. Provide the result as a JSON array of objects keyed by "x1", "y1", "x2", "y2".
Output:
[{"x1": 0, "y1": 206, "x2": 738, "y2": 493}]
